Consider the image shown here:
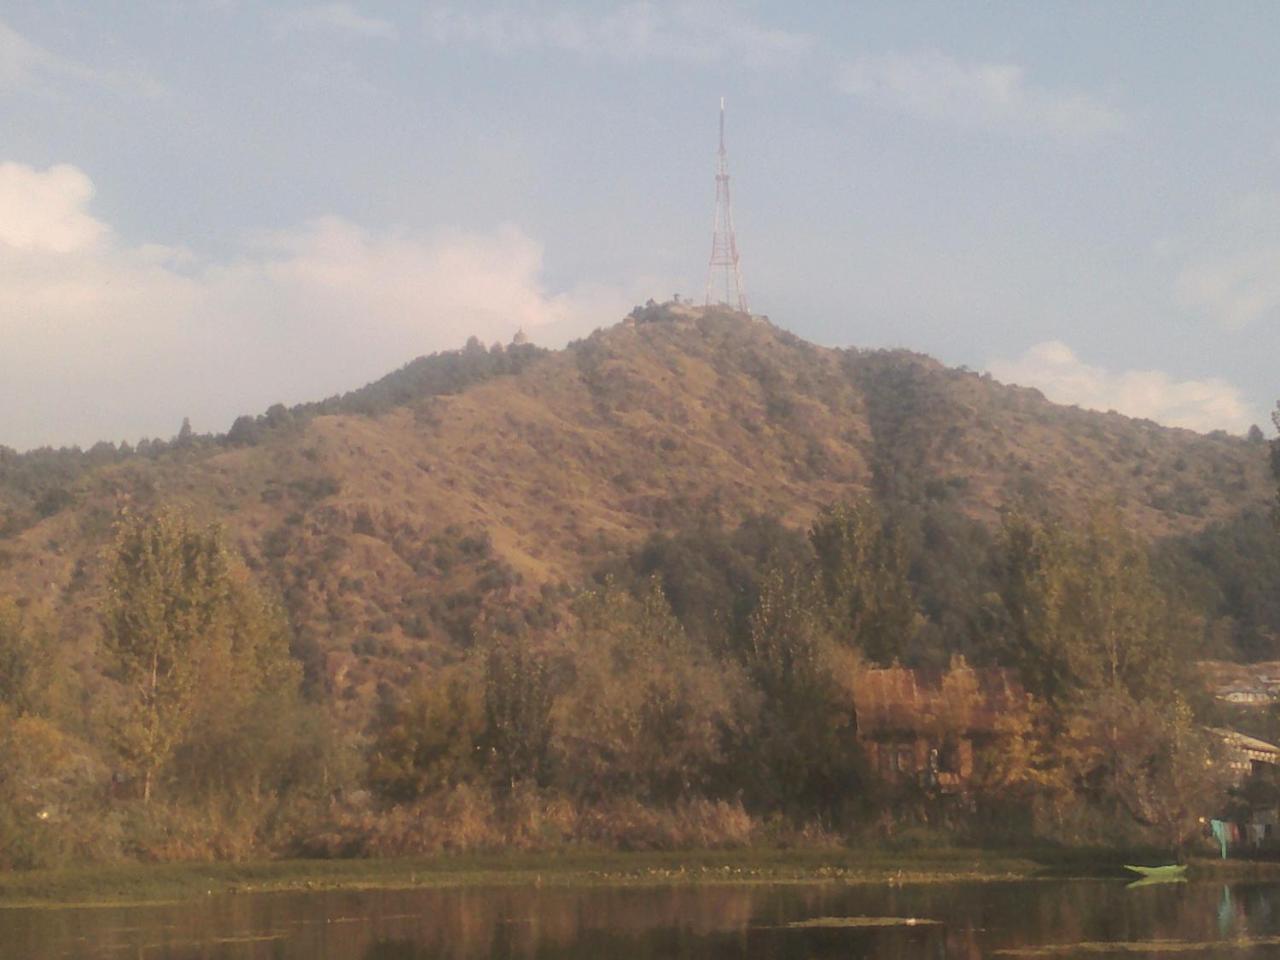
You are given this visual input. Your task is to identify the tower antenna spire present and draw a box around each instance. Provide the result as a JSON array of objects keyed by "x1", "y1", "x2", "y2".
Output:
[{"x1": 705, "y1": 97, "x2": 748, "y2": 314}]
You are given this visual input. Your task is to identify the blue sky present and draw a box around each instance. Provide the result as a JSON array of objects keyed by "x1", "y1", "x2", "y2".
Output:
[{"x1": 1, "y1": 1, "x2": 1278, "y2": 449}]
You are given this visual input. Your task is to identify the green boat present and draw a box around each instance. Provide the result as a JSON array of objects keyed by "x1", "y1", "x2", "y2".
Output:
[{"x1": 1123, "y1": 864, "x2": 1187, "y2": 880}]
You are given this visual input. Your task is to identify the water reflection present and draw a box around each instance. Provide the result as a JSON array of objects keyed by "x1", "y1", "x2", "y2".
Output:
[{"x1": 7, "y1": 878, "x2": 1280, "y2": 958}]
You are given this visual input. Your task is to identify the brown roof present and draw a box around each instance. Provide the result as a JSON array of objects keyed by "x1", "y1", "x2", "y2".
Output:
[
  {"x1": 1210, "y1": 727, "x2": 1280, "y2": 761},
  {"x1": 853, "y1": 658, "x2": 1026, "y2": 736}
]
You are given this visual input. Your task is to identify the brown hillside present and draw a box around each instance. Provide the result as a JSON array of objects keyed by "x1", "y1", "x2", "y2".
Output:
[{"x1": 0, "y1": 306, "x2": 1270, "y2": 722}]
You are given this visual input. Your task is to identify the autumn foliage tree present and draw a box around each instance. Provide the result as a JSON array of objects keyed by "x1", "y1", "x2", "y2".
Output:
[
  {"x1": 0, "y1": 600, "x2": 100, "y2": 868},
  {"x1": 101, "y1": 508, "x2": 302, "y2": 805},
  {"x1": 482, "y1": 631, "x2": 554, "y2": 793}
]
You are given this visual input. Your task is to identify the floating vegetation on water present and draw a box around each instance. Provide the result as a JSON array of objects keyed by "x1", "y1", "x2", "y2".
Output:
[
  {"x1": 784, "y1": 916, "x2": 943, "y2": 928},
  {"x1": 995, "y1": 936, "x2": 1280, "y2": 955}
]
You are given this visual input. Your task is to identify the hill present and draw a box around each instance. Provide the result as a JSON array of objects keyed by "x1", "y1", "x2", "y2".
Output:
[{"x1": 0, "y1": 305, "x2": 1274, "y2": 725}]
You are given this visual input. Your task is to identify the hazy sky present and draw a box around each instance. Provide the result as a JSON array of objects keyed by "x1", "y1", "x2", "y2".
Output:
[{"x1": 2, "y1": 1, "x2": 1278, "y2": 450}]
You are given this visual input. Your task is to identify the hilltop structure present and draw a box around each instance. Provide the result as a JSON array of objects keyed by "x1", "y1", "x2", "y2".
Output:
[{"x1": 705, "y1": 98, "x2": 748, "y2": 313}]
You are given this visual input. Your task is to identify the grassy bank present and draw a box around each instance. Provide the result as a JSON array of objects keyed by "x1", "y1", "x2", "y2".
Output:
[
  {"x1": 6, "y1": 845, "x2": 1274, "y2": 909},
  {"x1": 0, "y1": 847, "x2": 1055, "y2": 907}
]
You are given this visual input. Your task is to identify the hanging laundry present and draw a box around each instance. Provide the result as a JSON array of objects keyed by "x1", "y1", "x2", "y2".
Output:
[{"x1": 1211, "y1": 819, "x2": 1229, "y2": 859}]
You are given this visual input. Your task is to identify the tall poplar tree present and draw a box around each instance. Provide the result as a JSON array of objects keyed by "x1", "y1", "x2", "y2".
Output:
[
  {"x1": 102, "y1": 508, "x2": 298, "y2": 804},
  {"x1": 809, "y1": 500, "x2": 914, "y2": 664},
  {"x1": 738, "y1": 567, "x2": 865, "y2": 818},
  {"x1": 103, "y1": 510, "x2": 229, "y2": 802},
  {"x1": 999, "y1": 505, "x2": 1211, "y2": 839}
]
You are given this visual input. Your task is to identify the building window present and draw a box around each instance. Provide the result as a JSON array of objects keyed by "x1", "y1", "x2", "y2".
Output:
[
  {"x1": 939, "y1": 740, "x2": 961, "y2": 774},
  {"x1": 896, "y1": 747, "x2": 914, "y2": 772}
]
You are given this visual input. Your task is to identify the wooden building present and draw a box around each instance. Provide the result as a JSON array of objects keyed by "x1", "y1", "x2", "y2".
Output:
[{"x1": 853, "y1": 656, "x2": 1027, "y2": 795}]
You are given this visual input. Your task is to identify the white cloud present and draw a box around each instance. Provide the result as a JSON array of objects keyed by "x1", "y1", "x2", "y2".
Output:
[
  {"x1": 278, "y1": 3, "x2": 398, "y2": 40},
  {"x1": 0, "y1": 163, "x2": 650, "y2": 451},
  {"x1": 1175, "y1": 246, "x2": 1280, "y2": 330},
  {"x1": 422, "y1": 2, "x2": 813, "y2": 65},
  {"x1": 0, "y1": 163, "x2": 108, "y2": 252},
  {"x1": 987, "y1": 340, "x2": 1253, "y2": 434},
  {"x1": 837, "y1": 50, "x2": 1124, "y2": 142}
]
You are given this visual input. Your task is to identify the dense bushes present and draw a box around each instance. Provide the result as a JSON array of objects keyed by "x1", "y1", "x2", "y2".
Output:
[
  {"x1": 0, "y1": 511, "x2": 347, "y2": 867},
  {"x1": 355, "y1": 500, "x2": 1224, "y2": 852},
  {"x1": 0, "y1": 491, "x2": 1257, "y2": 869},
  {"x1": 294, "y1": 785, "x2": 760, "y2": 857},
  {"x1": 553, "y1": 582, "x2": 742, "y2": 805}
]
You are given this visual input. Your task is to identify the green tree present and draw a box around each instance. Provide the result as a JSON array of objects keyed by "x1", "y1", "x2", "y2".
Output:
[
  {"x1": 735, "y1": 566, "x2": 865, "y2": 819},
  {"x1": 809, "y1": 501, "x2": 914, "y2": 664},
  {"x1": 102, "y1": 508, "x2": 301, "y2": 804},
  {"x1": 0, "y1": 602, "x2": 100, "y2": 868},
  {"x1": 0, "y1": 708, "x2": 103, "y2": 869},
  {"x1": 0, "y1": 600, "x2": 47, "y2": 717},
  {"x1": 999, "y1": 506, "x2": 1212, "y2": 843},
  {"x1": 168, "y1": 578, "x2": 309, "y2": 806},
  {"x1": 103, "y1": 510, "x2": 227, "y2": 802},
  {"x1": 998, "y1": 507, "x2": 1183, "y2": 709},
  {"x1": 624, "y1": 514, "x2": 811, "y2": 649},
  {"x1": 1059, "y1": 690, "x2": 1227, "y2": 850},
  {"x1": 368, "y1": 664, "x2": 484, "y2": 802},
  {"x1": 553, "y1": 578, "x2": 740, "y2": 803},
  {"x1": 482, "y1": 632, "x2": 554, "y2": 792}
]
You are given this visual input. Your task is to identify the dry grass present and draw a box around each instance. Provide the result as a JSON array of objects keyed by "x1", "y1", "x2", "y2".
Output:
[
  {"x1": 293, "y1": 787, "x2": 762, "y2": 858},
  {"x1": 0, "y1": 311, "x2": 1270, "y2": 732}
]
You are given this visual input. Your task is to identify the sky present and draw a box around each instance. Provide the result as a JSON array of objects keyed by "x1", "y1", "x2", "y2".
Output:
[{"x1": 2, "y1": 1, "x2": 1278, "y2": 450}]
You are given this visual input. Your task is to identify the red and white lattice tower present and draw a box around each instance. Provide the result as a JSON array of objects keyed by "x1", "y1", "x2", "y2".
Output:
[{"x1": 705, "y1": 97, "x2": 748, "y2": 313}]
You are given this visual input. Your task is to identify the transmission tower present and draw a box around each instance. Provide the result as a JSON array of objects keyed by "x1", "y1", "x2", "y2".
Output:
[{"x1": 705, "y1": 97, "x2": 748, "y2": 313}]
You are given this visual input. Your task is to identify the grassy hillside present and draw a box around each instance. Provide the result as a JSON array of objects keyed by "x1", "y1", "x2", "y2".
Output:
[{"x1": 0, "y1": 305, "x2": 1272, "y2": 724}]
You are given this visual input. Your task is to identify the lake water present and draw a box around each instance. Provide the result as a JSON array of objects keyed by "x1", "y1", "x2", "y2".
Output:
[{"x1": 3, "y1": 877, "x2": 1278, "y2": 959}]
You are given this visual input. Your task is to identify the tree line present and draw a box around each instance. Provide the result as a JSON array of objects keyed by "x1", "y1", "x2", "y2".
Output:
[{"x1": 0, "y1": 486, "x2": 1241, "y2": 868}]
